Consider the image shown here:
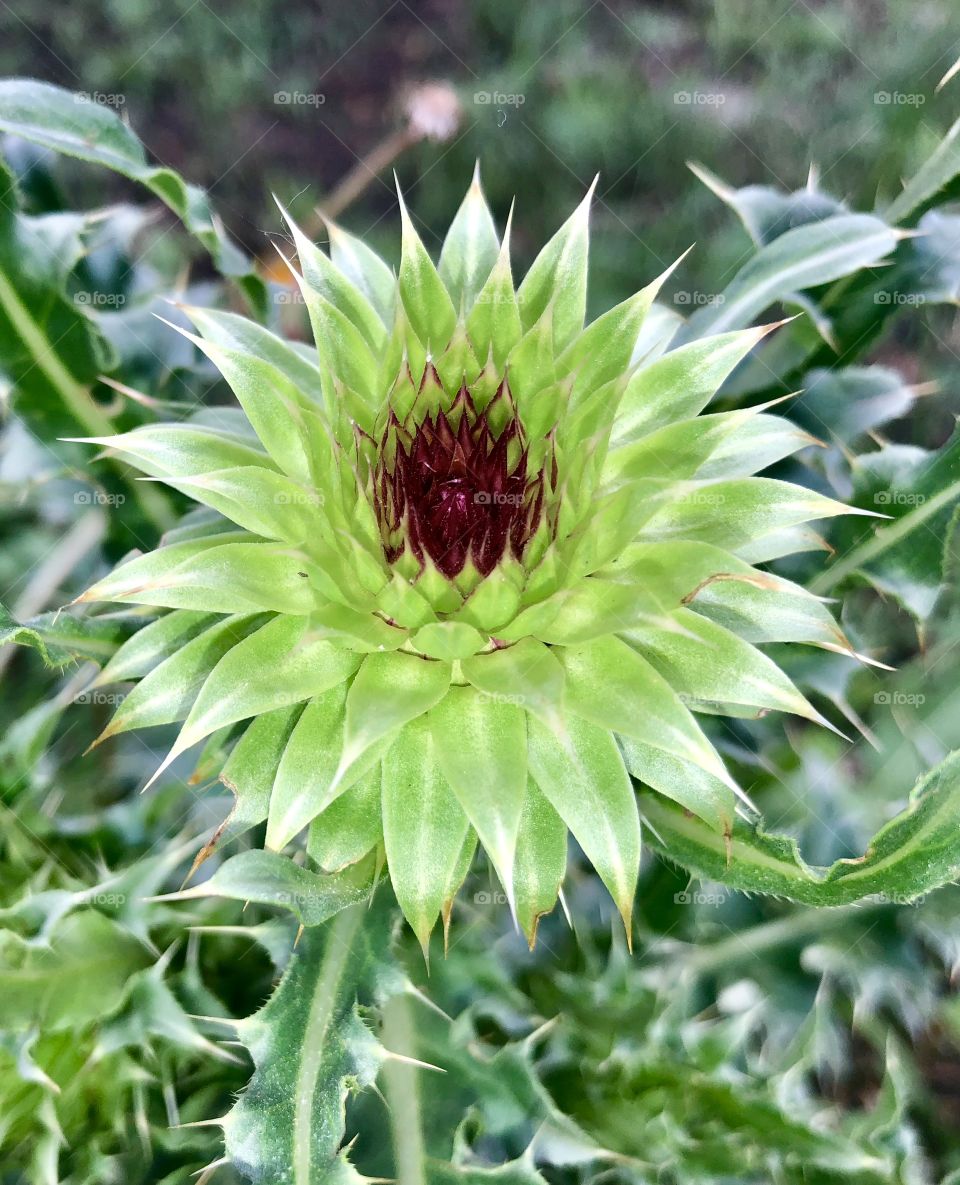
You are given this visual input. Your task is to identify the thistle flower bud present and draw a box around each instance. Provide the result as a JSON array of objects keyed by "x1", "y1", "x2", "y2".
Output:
[{"x1": 74, "y1": 170, "x2": 869, "y2": 948}]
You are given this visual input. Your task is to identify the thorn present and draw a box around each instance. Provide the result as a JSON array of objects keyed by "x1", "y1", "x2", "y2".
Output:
[
  {"x1": 188, "y1": 924, "x2": 259, "y2": 937},
  {"x1": 193, "y1": 1157, "x2": 230, "y2": 1184},
  {"x1": 82, "y1": 724, "x2": 114, "y2": 756},
  {"x1": 686, "y1": 160, "x2": 735, "y2": 203},
  {"x1": 639, "y1": 807, "x2": 668, "y2": 849},
  {"x1": 937, "y1": 54, "x2": 960, "y2": 92},
  {"x1": 273, "y1": 192, "x2": 294, "y2": 227},
  {"x1": 381, "y1": 1049, "x2": 446, "y2": 1074},
  {"x1": 97, "y1": 375, "x2": 165, "y2": 410},
  {"x1": 182, "y1": 837, "x2": 219, "y2": 890},
  {"x1": 557, "y1": 887, "x2": 573, "y2": 929},
  {"x1": 187, "y1": 1014, "x2": 241, "y2": 1031},
  {"x1": 154, "y1": 940, "x2": 180, "y2": 976},
  {"x1": 524, "y1": 1015, "x2": 561, "y2": 1049},
  {"x1": 502, "y1": 199, "x2": 516, "y2": 257},
  {"x1": 402, "y1": 982, "x2": 453, "y2": 1022},
  {"x1": 141, "y1": 734, "x2": 190, "y2": 794},
  {"x1": 807, "y1": 705, "x2": 852, "y2": 743}
]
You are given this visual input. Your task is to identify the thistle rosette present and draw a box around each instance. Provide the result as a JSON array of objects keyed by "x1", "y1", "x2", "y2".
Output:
[{"x1": 72, "y1": 172, "x2": 873, "y2": 947}]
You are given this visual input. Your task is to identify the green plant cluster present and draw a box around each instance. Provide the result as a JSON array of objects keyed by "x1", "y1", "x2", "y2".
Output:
[{"x1": 1, "y1": 68, "x2": 960, "y2": 1185}]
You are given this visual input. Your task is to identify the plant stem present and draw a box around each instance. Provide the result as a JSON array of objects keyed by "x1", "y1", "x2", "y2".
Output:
[{"x1": 381, "y1": 993, "x2": 427, "y2": 1185}]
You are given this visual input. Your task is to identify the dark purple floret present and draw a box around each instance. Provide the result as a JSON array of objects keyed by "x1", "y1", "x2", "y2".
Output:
[{"x1": 374, "y1": 376, "x2": 544, "y2": 578}]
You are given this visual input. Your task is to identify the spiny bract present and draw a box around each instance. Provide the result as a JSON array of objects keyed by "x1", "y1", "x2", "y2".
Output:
[{"x1": 74, "y1": 170, "x2": 869, "y2": 948}]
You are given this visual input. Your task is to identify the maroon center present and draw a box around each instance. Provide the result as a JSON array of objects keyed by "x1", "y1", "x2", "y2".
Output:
[{"x1": 375, "y1": 383, "x2": 544, "y2": 578}]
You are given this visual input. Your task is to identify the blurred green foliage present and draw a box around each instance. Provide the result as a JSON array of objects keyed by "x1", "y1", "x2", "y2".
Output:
[
  {"x1": 3, "y1": 2, "x2": 960, "y2": 1181},
  {"x1": 2, "y1": 0, "x2": 959, "y2": 308}
]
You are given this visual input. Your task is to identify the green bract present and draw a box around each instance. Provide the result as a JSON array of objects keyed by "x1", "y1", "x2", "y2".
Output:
[{"x1": 73, "y1": 171, "x2": 873, "y2": 948}]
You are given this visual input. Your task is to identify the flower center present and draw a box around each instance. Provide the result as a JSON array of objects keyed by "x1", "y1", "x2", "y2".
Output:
[{"x1": 374, "y1": 378, "x2": 544, "y2": 578}]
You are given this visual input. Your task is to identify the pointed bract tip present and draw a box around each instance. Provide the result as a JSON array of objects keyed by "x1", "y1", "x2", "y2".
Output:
[
  {"x1": 394, "y1": 170, "x2": 409, "y2": 215},
  {"x1": 618, "y1": 901, "x2": 634, "y2": 953},
  {"x1": 317, "y1": 208, "x2": 345, "y2": 243},
  {"x1": 557, "y1": 886, "x2": 573, "y2": 929},
  {"x1": 269, "y1": 241, "x2": 302, "y2": 283},
  {"x1": 503, "y1": 197, "x2": 516, "y2": 244},
  {"x1": 141, "y1": 739, "x2": 186, "y2": 794},
  {"x1": 806, "y1": 703, "x2": 852, "y2": 743},
  {"x1": 687, "y1": 160, "x2": 734, "y2": 200},
  {"x1": 83, "y1": 724, "x2": 114, "y2": 756},
  {"x1": 416, "y1": 926, "x2": 432, "y2": 970},
  {"x1": 152, "y1": 313, "x2": 208, "y2": 349},
  {"x1": 572, "y1": 174, "x2": 599, "y2": 220},
  {"x1": 655, "y1": 243, "x2": 696, "y2": 287},
  {"x1": 762, "y1": 314, "x2": 801, "y2": 334}
]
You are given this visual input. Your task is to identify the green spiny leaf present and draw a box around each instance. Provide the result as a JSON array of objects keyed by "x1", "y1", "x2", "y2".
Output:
[
  {"x1": 431, "y1": 686, "x2": 527, "y2": 906},
  {"x1": 223, "y1": 896, "x2": 394, "y2": 1184},
  {"x1": 640, "y1": 748, "x2": 960, "y2": 905},
  {"x1": 382, "y1": 715, "x2": 470, "y2": 951},
  {"x1": 528, "y1": 713, "x2": 640, "y2": 935}
]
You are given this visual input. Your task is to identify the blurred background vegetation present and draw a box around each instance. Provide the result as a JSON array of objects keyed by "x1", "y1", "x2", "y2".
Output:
[
  {"x1": 5, "y1": 0, "x2": 960, "y2": 471},
  {"x1": 3, "y1": 0, "x2": 959, "y2": 309},
  {"x1": 4, "y1": 2, "x2": 960, "y2": 1180}
]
